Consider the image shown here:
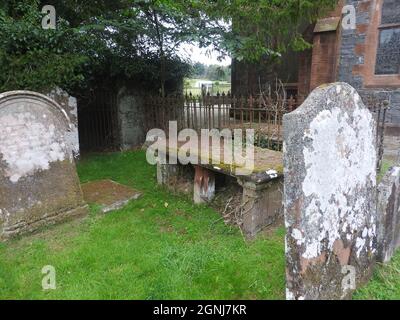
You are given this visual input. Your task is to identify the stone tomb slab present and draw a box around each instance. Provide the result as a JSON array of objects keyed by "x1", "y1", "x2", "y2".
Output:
[
  {"x1": 0, "y1": 91, "x2": 88, "y2": 240},
  {"x1": 81, "y1": 180, "x2": 142, "y2": 213},
  {"x1": 149, "y1": 138, "x2": 283, "y2": 238}
]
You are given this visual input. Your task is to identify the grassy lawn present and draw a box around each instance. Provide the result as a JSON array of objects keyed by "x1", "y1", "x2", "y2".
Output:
[
  {"x1": 0, "y1": 151, "x2": 285, "y2": 300},
  {"x1": 1, "y1": 150, "x2": 399, "y2": 300}
]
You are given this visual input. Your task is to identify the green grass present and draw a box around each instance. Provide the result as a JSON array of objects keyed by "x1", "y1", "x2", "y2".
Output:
[
  {"x1": 0, "y1": 151, "x2": 285, "y2": 300},
  {"x1": 378, "y1": 160, "x2": 395, "y2": 183},
  {"x1": 1, "y1": 150, "x2": 400, "y2": 300},
  {"x1": 355, "y1": 255, "x2": 400, "y2": 300}
]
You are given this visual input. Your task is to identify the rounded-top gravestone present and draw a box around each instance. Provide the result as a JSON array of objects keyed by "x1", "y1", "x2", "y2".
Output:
[{"x1": 0, "y1": 91, "x2": 87, "y2": 240}]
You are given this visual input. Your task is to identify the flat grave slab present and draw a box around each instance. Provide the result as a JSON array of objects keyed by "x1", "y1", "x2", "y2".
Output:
[
  {"x1": 81, "y1": 180, "x2": 142, "y2": 213},
  {"x1": 147, "y1": 138, "x2": 283, "y2": 182}
]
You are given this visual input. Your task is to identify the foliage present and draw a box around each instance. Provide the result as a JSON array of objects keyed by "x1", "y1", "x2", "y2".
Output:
[
  {"x1": 196, "y1": 0, "x2": 338, "y2": 62},
  {"x1": 0, "y1": 0, "x2": 87, "y2": 92},
  {"x1": 65, "y1": 0, "x2": 198, "y2": 94},
  {"x1": 192, "y1": 62, "x2": 206, "y2": 78},
  {"x1": 0, "y1": 0, "x2": 338, "y2": 93},
  {"x1": 0, "y1": 0, "x2": 193, "y2": 94}
]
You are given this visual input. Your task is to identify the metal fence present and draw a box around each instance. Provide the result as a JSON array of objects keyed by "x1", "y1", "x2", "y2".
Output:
[
  {"x1": 144, "y1": 92, "x2": 299, "y2": 151},
  {"x1": 78, "y1": 91, "x2": 119, "y2": 152},
  {"x1": 76, "y1": 90, "x2": 389, "y2": 166},
  {"x1": 142, "y1": 92, "x2": 389, "y2": 165},
  {"x1": 368, "y1": 99, "x2": 390, "y2": 171}
]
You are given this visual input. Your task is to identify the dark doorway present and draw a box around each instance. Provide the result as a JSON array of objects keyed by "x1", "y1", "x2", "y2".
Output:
[{"x1": 78, "y1": 90, "x2": 119, "y2": 152}]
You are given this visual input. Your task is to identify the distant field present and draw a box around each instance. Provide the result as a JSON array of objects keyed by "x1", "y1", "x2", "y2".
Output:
[{"x1": 184, "y1": 78, "x2": 231, "y2": 96}]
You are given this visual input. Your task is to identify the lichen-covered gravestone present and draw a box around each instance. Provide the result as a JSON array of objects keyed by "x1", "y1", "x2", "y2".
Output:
[
  {"x1": 0, "y1": 91, "x2": 88, "y2": 240},
  {"x1": 284, "y1": 83, "x2": 377, "y2": 300},
  {"x1": 377, "y1": 166, "x2": 400, "y2": 263}
]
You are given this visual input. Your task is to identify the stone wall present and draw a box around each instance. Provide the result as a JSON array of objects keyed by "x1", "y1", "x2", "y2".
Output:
[
  {"x1": 337, "y1": 0, "x2": 400, "y2": 125},
  {"x1": 117, "y1": 87, "x2": 146, "y2": 150}
]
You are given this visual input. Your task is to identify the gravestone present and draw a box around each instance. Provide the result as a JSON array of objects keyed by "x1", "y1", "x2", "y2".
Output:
[
  {"x1": 377, "y1": 166, "x2": 400, "y2": 263},
  {"x1": 0, "y1": 91, "x2": 88, "y2": 240},
  {"x1": 284, "y1": 83, "x2": 377, "y2": 300}
]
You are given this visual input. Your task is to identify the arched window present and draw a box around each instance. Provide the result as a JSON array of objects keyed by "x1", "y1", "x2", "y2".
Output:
[{"x1": 375, "y1": 0, "x2": 400, "y2": 75}]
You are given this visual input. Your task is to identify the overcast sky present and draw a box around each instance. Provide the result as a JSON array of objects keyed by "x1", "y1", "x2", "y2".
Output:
[{"x1": 179, "y1": 44, "x2": 231, "y2": 66}]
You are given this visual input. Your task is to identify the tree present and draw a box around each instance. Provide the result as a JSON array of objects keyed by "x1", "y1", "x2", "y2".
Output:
[
  {"x1": 192, "y1": 62, "x2": 206, "y2": 78},
  {"x1": 0, "y1": 0, "x2": 338, "y2": 94},
  {"x1": 0, "y1": 0, "x2": 192, "y2": 94},
  {"x1": 0, "y1": 0, "x2": 87, "y2": 92},
  {"x1": 195, "y1": 0, "x2": 338, "y2": 62},
  {"x1": 205, "y1": 65, "x2": 231, "y2": 81},
  {"x1": 116, "y1": 1, "x2": 218, "y2": 95}
]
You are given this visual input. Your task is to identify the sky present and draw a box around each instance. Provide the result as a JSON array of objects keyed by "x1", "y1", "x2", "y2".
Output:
[{"x1": 179, "y1": 44, "x2": 231, "y2": 66}]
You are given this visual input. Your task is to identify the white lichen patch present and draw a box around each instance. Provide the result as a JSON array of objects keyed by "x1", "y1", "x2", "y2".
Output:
[
  {"x1": 68, "y1": 97, "x2": 78, "y2": 117},
  {"x1": 65, "y1": 124, "x2": 80, "y2": 157},
  {"x1": 47, "y1": 88, "x2": 80, "y2": 158},
  {"x1": 299, "y1": 103, "x2": 376, "y2": 259},
  {"x1": 292, "y1": 228, "x2": 304, "y2": 245},
  {"x1": 266, "y1": 169, "x2": 278, "y2": 179},
  {"x1": 0, "y1": 112, "x2": 68, "y2": 183},
  {"x1": 392, "y1": 167, "x2": 400, "y2": 177},
  {"x1": 286, "y1": 289, "x2": 295, "y2": 300}
]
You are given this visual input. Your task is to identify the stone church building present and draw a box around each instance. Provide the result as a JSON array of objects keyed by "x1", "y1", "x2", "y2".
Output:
[{"x1": 232, "y1": 0, "x2": 400, "y2": 125}]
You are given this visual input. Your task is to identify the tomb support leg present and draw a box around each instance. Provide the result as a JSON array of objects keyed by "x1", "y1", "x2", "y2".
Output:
[
  {"x1": 156, "y1": 162, "x2": 180, "y2": 186},
  {"x1": 237, "y1": 178, "x2": 283, "y2": 238},
  {"x1": 193, "y1": 166, "x2": 215, "y2": 204}
]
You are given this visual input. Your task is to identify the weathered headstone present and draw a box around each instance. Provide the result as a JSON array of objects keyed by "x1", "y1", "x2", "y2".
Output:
[
  {"x1": 377, "y1": 166, "x2": 400, "y2": 263},
  {"x1": 284, "y1": 83, "x2": 377, "y2": 300},
  {"x1": 0, "y1": 91, "x2": 88, "y2": 240}
]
